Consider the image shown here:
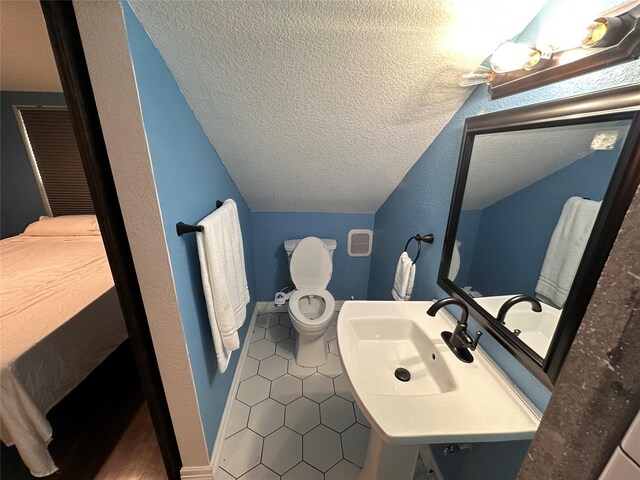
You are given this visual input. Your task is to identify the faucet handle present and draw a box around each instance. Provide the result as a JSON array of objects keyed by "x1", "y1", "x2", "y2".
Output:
[{"x1": 470, "y1": 331, "x2": 483, "y2": 351}]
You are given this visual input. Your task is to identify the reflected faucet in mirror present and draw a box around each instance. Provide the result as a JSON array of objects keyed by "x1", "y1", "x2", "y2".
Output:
[
  {"x1": 427, "y1": 298, "x2": 482, "y2": 364},
  {"x1": 497, "y1": 295, "x2": 542, "y2": 325}
]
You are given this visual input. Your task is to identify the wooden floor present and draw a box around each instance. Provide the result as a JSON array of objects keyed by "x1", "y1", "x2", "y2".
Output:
[{"x1": 1, "y1": 343, "x2": 166, "y2": 480}]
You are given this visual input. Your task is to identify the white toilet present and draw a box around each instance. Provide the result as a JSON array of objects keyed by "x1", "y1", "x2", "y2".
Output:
[{"x1": 284, "y1": 237, "x2": 336, "y2": 367}]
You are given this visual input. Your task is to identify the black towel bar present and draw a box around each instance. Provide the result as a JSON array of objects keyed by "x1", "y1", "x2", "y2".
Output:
[
  {"x1": 403, "y1": 233, "x2": 434, "y2": 265},
  {"x1": 176, "y1": 200, "x2": 224, "y2": 236}
]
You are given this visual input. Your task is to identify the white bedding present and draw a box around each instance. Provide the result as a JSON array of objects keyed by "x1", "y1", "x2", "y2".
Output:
[{"x1": 0, "y1": 234, "x2": 128, "y2": 477}]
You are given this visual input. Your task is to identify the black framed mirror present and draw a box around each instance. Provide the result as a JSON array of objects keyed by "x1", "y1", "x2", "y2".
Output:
[{"x1": 438, "y1": 84, "x2": 640, "y2": 388}]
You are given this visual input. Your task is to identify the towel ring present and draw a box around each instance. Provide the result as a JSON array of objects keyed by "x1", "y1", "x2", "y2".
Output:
[{"x1": 404, "y1": 233, "x2": 435, "y2": 265}]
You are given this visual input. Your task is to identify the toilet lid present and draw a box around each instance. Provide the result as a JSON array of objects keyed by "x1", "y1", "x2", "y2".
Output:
[{"x1": 290, "y1": 237, "x2": 333, "y2": 288}]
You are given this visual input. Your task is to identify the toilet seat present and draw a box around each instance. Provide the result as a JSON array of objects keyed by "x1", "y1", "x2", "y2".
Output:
[{"x1": 289, "y1": 288, "x2": 335, "y2": 330}]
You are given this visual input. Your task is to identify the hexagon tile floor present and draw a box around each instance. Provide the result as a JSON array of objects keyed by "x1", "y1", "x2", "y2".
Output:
[{"x1": 217, "y1": 310, "x2": 430, "y2": 480}]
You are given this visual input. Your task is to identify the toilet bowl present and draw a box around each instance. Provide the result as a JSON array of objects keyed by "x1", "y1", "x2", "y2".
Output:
[{"x1": 285, "y1": 237, "x2": 336, "y2": 367}]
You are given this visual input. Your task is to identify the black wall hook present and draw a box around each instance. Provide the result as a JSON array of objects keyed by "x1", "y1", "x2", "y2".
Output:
[
  {"x1": 176, "y1": 200, "x2": 224, "y2": 236},
  {"x1": 404, "y1": 233, "x2": 435, "y2": 264}
]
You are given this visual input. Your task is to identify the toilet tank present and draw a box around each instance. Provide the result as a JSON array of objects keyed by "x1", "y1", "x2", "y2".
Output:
[{"x1": 284, "y1": 238, "x2": 337, "y2": 264}]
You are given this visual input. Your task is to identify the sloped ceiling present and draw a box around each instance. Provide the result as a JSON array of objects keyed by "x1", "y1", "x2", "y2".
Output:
[
  {"x1": 130, "y1": 0, "x2": 546, "y2": 213},
  {"x1": 0, "y1": 1, "x2": 62, "y2": 92},
  {"x1": 464, "y1": 121, "x2": 631, "y2": 210}
]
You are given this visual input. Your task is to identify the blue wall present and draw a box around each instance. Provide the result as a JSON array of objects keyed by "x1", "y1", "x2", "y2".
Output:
[
  {"x1": 123, "y1": 3, "x2": 256, "y2": 454},
  {"x1": 252, "y1": 212, "x2": 374, "y2": 301},
  {"x1": 465, "y1": 149, "x2": 620, "y2": 298},
  {"x1": 0, "y1": 91, "x2": 65, "y2": 238}
]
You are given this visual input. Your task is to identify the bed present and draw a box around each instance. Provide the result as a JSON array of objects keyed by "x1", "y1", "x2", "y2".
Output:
[{"x1": 0, "y1": 215, "x2": 128, "y2": 477}]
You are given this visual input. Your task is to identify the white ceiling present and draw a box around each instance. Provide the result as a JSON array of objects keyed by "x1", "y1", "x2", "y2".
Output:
[
  {"x1": 462, "y1": 121, "x2": 631, "y2": 210},
  {"x1": 0, "y1": 1, "x2": 62, "y2": 92},
  {"x1": 129, "y1": 0, "x2": 546, "y2": 213}
]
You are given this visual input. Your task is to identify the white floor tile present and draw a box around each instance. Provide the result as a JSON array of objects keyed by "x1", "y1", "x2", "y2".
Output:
[
  {"x1": 262, "y1": 427, "x2": 302, "y2": 475},
  {"x1": 258, "y1": 355, "x2": 288, "y2": 380},
  {"x1": 303, "y1": 425, "x2": 342, "y2": 472},
  {"x1": 354, "y1": 402, "x2": 370, "y2": 427},
  {"x1": 275, "y1": 338, "x2": 295, "y2": 359},
  {"x1": 326, "y1": 459, "x2": 361, "y2": 480},
  {"x1": 227, "y1": 400, "x2": 250, "y2": 438},
  {"x1": 342, "y1": 423, "x2": 370, "y2": 467},
  {"x1": 251, "y1": 326, "x2": 266, "y2": 343},
  {"x1": 266, "y1": 325, "x2": 290, "y2": 343},
  {"x1": 328, "y1": 338, "x2": 340, "y2": 355},
  {"x1": 330, "y1": 312, "x2": 339, "y2": 326},
  {"x1": 333, "y1": 374, "x2": 354, "y2": 401},
  {"x1": 256, "y1": 313, "x2": 280, "y2": 328},
  {"x1": 237, "y1": 376, "x2": 271, "y2": 406},
  {"x1": 303, "y1": 373, "x2": 335, "y2": 403},
  {"x1": 248, "y1": 398, "x2": 285, "y2": 436},
  {"x1": 271, "y1": 374, "x2": 302, "y2": 405},
  {"x1": 278, "y1": 313, "x2": 292, "y2": 328},
  {"x1": 288, "y1": 358, "x2": 316, "y2": 378},
  {"x1": 215, "y1": 468, "x2": 235, "y2": 480},
  {"x1": 285, "y1": 397, "x2": 320, "y2": 434},
  {"x1": 317, "y1": 354, "x2": 342, "y2": 377},
  {"x1": 241, "y1": 357, "x2": 259, "y2": 381},
  {"x1": 321, "y1": 396, "x2": 356, "y2": 432},
  {"x1": 281, "y1": 462, "x2": 323, "y2": 480},
  {"x1": 238, "y1": 464, "x2": 279, "y2": 480},
  {"x1": 249, "y1": 339, "x2": 276, "y2": 361},
  {"x1": 220, "y1": 429, "x2": 263, "y2": 478},
  {"x1": 325, "y1": 324, "x2": 337, "y2": 340}
]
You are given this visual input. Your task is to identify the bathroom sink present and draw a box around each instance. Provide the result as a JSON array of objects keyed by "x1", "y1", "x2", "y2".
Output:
[
  {"x1": 474, "y1": 295, "x2": 562, "y2": 358},
  {"x1": 337, "y1": 301, "x2": 540, "y2": 446}
]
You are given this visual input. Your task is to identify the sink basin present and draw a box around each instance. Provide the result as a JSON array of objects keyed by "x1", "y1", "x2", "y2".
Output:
[
  {"x1": 474, "y1": 295, "x2": 562, "y2": 358},
  {"x1": 337, "y1": 301, "x2": 540, "y2": 446},
  {"x1": 348, "y1": 317, "x2": 455, "y2": 397}
]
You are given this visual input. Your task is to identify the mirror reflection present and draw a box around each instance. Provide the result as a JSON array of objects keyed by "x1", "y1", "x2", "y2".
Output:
[{"x1": 448, "y1": 119, "x2": 632, "y2": 357}]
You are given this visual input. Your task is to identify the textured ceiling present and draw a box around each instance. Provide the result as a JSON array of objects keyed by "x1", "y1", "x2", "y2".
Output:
[
  {"x1": 0, "y1": 1, "x2": 62, "y2": 92},
  {"x1": 463, "y1": 121, "x2": 631, "y2": 210},
  {"x1": 130, "y1": 0, "x2": 546, "y2": 213}
]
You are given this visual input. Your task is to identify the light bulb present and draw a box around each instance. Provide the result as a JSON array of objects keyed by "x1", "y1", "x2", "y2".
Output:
[
  {"x1": 582, "y1": 17, "x2": 623, "y2": 48},
  {"x1": 490, "y1": 42, "x2": 542, "y2": 74}
]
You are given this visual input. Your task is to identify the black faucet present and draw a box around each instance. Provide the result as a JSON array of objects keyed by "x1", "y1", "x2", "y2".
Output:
[
  {"x1": 496, "y1": 295, "x2": 542, "y2": 325},
  {"x1": 427, "y1": 298, "x2": 482, "y2": 364}
]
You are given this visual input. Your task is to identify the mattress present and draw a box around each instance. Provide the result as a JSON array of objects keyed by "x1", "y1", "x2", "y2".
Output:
[{"x1": 0, "y1": 234, "x2": 128, "y2": 477}]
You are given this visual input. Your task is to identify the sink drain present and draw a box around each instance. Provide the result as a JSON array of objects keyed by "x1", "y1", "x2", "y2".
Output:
[{"x1": 394, "y1": 367, "x2": 411, "y2": 382}]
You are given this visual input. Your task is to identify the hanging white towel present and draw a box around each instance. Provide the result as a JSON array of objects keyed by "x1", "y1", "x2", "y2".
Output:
[
  {"x1": 392, "y1": 252, "x2": 415, "y2": 301},
  {"x1": 196, "y1": 199, "x2": 250, "y2": 373},
  {"x1": 535, "y1": 196, "x2": 601, "y2": 309}
]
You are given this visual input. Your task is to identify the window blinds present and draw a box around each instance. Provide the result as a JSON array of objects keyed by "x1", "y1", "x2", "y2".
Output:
[{"x1": 19, "y1": 107, "x2": 94, "y2": 216}]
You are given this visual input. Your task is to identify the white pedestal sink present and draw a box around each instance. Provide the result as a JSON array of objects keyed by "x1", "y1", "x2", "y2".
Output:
[{"x1": 336, "y1": 301, "x2": 541, "y2": 480}]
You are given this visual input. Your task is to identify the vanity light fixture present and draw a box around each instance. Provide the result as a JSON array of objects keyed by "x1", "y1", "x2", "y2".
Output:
[{"x1": 463, "y1": 1, "x2": 640, "y2": 98}]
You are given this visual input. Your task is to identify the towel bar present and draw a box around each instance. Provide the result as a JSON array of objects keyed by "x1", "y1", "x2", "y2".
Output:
[
  {"x1": 176, "y1": 200, "x2": 224, "y2": 236},
  {"x1": 404, "y1": 233, "x2": 434, "y2": 264}
]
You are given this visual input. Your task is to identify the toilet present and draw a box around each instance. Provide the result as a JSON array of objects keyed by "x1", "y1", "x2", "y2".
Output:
[{"x1": 284, "y1": 237, "x2": 336, "y2": 367}]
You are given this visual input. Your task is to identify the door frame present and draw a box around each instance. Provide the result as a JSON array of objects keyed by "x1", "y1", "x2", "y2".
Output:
[{"x1": 40, "y1": 2, "x2": 181, "y2": 478}]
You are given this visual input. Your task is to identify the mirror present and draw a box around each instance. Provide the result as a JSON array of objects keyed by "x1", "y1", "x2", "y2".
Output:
[{"x1": 438, "y1": 85, "x2": 640, "y2": 387}]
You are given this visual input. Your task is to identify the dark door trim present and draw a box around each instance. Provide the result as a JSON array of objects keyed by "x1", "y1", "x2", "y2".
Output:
[{"x1": 40, "y1": 2, "x2": 181, "y2": 478}]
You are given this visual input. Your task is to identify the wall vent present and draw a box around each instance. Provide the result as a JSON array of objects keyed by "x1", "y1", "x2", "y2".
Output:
[{"x1": 347, "y1": 229, "x2": 373, "y2": 257}]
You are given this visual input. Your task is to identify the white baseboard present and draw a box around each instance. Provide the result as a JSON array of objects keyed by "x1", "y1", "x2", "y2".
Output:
[
  {"x1": 208, "y1": 304, "x2": 260, "y2": 475},
  {"x1": 180, "y1": 465, "x2": 214, "y2": 480}
]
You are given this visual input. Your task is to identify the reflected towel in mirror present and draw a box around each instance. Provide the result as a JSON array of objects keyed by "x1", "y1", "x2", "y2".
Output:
[{"x1": 535, "y1": 196, "x2": 601, "y2": 309}]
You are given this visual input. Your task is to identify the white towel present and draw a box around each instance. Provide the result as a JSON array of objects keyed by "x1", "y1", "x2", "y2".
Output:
[
  {"x1": 535, "y1": 196, "x2": 601, "y2": 309},
  {"x1": 196, "y1": 199, "x2": 250, "y2": 373},
  {"x1": 392, "y1": 252, "x2": 416, "y2": 301}
]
